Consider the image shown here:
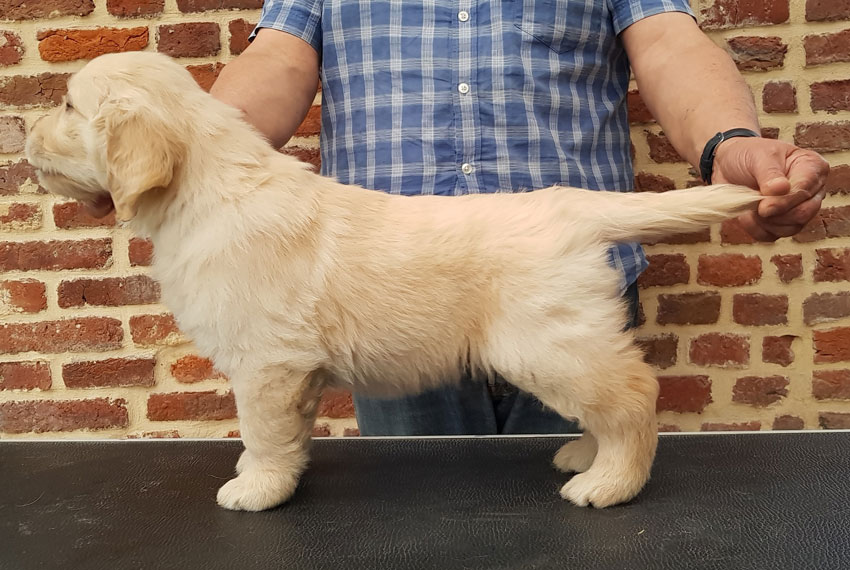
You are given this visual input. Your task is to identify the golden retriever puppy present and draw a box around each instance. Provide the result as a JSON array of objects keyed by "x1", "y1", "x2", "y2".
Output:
[{"x1": 27, "y1": 52, "x2": 761, "y2": 511}]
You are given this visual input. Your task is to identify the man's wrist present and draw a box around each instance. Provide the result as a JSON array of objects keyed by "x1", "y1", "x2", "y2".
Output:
[{"x1": 699, "y1": 128, "x2": 761, "y2": 184}]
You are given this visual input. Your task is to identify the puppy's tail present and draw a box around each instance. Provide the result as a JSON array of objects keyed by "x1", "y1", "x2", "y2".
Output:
[{"x1": 575, "y1": 184, "x2": 763, "y2": 243}]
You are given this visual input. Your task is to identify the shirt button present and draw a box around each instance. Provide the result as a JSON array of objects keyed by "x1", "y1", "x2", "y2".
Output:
[
  {"x1": 458, "y1": 10, "x2": 469, "y2": 22},
  {"x1": 458, "y1": 82, "x2": 470, "y2": 94},
  {"x1": 461, "y1": 163, "x2": 473, "y2": 175}
]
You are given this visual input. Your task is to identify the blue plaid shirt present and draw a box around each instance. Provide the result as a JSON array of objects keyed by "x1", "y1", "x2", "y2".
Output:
[{"x1": 254, "y1": 0, "x2": 693, "y2": 289}]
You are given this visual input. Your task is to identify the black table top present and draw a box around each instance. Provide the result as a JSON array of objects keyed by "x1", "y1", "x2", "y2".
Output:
[{"x1": 1, "y1": 433, "x2": 848, "y2": 570}]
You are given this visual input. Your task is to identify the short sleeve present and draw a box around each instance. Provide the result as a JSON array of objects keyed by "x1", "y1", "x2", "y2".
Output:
[
  {"x1": 249, "y1": 0, "x2": 323, "y2": 53},
  {"x1": 608, "y1": 0, "x2": 695, "y2": 35}
]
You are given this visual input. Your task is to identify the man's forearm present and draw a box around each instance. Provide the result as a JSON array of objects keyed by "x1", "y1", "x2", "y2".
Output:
[
  {"x1": 622, "y1": 12, "x2": 760, "y2": 169},
  {"x1": 210, "y1": 29, "x2": 320, "y2": 149}
]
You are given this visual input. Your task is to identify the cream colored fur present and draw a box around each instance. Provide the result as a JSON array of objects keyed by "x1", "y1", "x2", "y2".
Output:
[{"x1": 27, "y1": 52, "x2": 762, "y2": 511}]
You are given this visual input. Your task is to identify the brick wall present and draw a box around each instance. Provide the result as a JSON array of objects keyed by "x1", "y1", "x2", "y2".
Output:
[{"x1": 0, "y1": 0, "x2": 848, "y2": 438}]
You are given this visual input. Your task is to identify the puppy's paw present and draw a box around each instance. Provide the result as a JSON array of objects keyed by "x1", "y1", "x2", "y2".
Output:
[
  {"x1": 552, "y1": 439, "x2": 596, "y2": 474},
  {"x1": 559, "y1": 471, "x2": 644, "y2": 509},
  {"x1": 216, "y1": 469, "x2": 299, "y2": 511}
]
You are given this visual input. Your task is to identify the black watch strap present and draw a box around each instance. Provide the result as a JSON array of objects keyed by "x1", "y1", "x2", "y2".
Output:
[{"x1": 699, "y1": 128, "x2": 761, "y2": 184}]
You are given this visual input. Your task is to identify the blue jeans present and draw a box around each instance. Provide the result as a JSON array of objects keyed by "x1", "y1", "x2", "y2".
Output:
[{"x1": 354, "y1": 283, "x2": 641, "y2": 435}]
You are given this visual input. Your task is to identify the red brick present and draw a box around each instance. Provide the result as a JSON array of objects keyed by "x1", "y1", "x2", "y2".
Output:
[
  {"x1": 733, "y1": 375, "x2": 789, "y2": 407},
  {"x1": 0, "y1": 203, "x2": 41, "y2": 230},
  {"x1": 281, "y1": 146, "x2": 320, "y2": 171},
  {"x1": 801, "y1": 212, "x2": 833, "y2": 244},
  {"x1": 819, "y1": 412, "x2": 850, "y2": 429},
  {"x1": 177, "y1": 0, "x2": 262, "y2": 11},
  {"x1": 37, "y1": 27, "x2": 148, "y2": 62},
  {"x1": 720, "y1": 218, "x2": 757, "y2": 244},
  {"x1": 0, "y1": 72, "x2": 69, "y2": 108},
  {"x1": 805, "y1": 292, "x2": 850, "y2": 325},
  {"x1": 634, "y1": 172, "x2": 674, "y2": 193},
  {"x1": 635, "y1": 333, "x2": 677, "y2": 369},
  {"x1": 761, "y1": 126, "x2": 781, "y2": 140},
  {"x1": 701, "y1": 421, "x2": 761, "y2": 431},
  {"x1": 53, "y1": 201, "x2": 116, "y2": 229},
  {"x1": 699, "y1": 0, "x2": 789, "y2": 29},
  {"x1": 795, "y1": 121, "x2": 850, "y2": 153},
  {"x1": 157, "y1": 23, "x2": 220, "y2": 58},
  {"x1": 762, "y1": 335, "x2": 796, "y2": 367},
  {"x1": 805, "y1": 29, "x2": 850, "y2": 66},
  {"x1": 312, "y1": 423, "x2": 331, "y2": 437},
  {"x1": 773, "y1": 415, "x2": 804, "y2": 430},
  {"x1": 638, "y1": 254, "x2": 689, "y2": 288},
  {"x1": 128, "y1": 237, "x2": 153, "y2": 266},
  {"x1": 657, "y1": 375, "x2": 712, "y2": 413},
  {"x1": 627, "y1": 90, "x2": 654, "y2": 124},
  {"x1": 0, "y1": 238, "x2": 111, "y2": 271},
  {"x1": 814, "y1": 327, "x2": 850, "y2": 363},
  {"x1": 814, "y1": 248, "x2": 850, "y2": 282},
  {"x1": 0, "y1": 30, "x2": 24, "y2": 66},
  {"x1": 343, "y1": 427, "x2": 360, "y2": 437},
  {"x1": 0, "y1": 397, "x2": 127, "y2": 433},
  {"x1": 0, "y1": 317, "x2": 123, "y2": 355},
  {"x1": 294, "y1": 105, "x2": 321, "y2": 137},
  {"x1": 171, "y1": 355, "x2": 224, "y2": 383},
  {"x1": 732, "y1": 293, "x2": 788, "y2": 326},
  {"x1": 825, "y1": 164, "x2": 850, "y2": 194},
  {"x1": 656, "y1": 292, "x2": 722, "y2": 325},
  {"x1": 229, "y1": 18, "x2": 255, "y2": 55},
  {"x1": 646, "y1": 131, "x2": 685, "y2": 163},
  {"x1": 225, "y1": 430, "x2": 241, "y2": 438},
  {"x1": 643, "y1": 228, "x2": 710, "y2": 246},
  {"x1": 811, "y1": 80, "x2": 850, "y2": 113},
  {"x1": 698, "y1": 254, "x2": 761, "y2": 286},
  {"x1": 1, "y1": 0, "x2": 95, "y2": 20},
  {"x1": 107, "y1": 0, "x2": 164, "y2": 16},
  {"x1": 318, "y1": 389, "x2": 355, "y2": 418},
  {"x1": 771, "y1": 253, "x2": 803, "y2": 282},
  {"x1": 657, "y1": 424, "x2": 682, "y2": 432},
  {"x1": 811, "y1": 205, "x2": 850, "y2": 239},
  {"x1": 762, "y1": 81, "x2": 797, "y2": 113},
  {"x1": 727, "y1": 36, "x2": 787, "y2": 71},
  {"x1": 130, "y1": 314, "x2": 181, "y2": 347},
  {"x1": 186, "y1": 62, "x2": 224, "y2": 92},
  {"x1": 807, "y1": 0, "x2": 850, "y2": 21},
  {"x1": 813, "y1": 369, "x2": 850, "y2": 400},
  {"x1": 147, "y1": 390, "x2": 236, "y2": 421},
  {"x1": 58, "y1": 275, "x2": 159, "y2": 308},
  {"x1": 63, "y1": 358, "x2": 155, "y2": 388},
  {"x1": 0, "y1": 279, "x2": 46, "y2": 313},
  {"x1": 0, "y1": 115, "x2": 26, "y2": 152},
  {"x1": 0, "y1": 361, "x2": 50, "y2": 391},
  {"x1": 0, "y1": 160, "x2": 44, "y2": 196},
  {"x1": 690, "y1": 333, "x2": 750, "y2": 367}
]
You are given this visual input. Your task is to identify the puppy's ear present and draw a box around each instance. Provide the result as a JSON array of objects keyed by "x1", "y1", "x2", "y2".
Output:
[{"x1": 97, "y1": 100, "x2": 182, "y2": 221}]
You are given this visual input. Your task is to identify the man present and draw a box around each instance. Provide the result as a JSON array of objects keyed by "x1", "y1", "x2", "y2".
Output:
[{"x1": 211, "y1": 0, "x2": 828, "y2": 435}]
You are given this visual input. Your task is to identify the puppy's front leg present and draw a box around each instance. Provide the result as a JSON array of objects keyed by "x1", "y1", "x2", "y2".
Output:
[{"x1": 217, "y1": 367, "x2": 323, "y2": 511}]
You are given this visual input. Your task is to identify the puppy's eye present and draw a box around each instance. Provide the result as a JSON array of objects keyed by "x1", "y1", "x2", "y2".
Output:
[{"x1": 64, "y1": 100, "x2": 74, "y2": 111}]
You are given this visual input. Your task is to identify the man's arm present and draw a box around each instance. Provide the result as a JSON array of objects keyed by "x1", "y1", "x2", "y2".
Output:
[
  {"x1": 621, "y1": 12, "x2": 829, "y2": 241},
  {"x1": 210, "y1": 28, "x2": 320, "y2": 149}
]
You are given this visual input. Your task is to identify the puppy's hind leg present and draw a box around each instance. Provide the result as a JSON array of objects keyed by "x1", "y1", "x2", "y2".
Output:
[
  {"x1": 217, "y1": 366, "x2": 324, "y2": 511},
  {"x1": 558, "y1": 349, "x2": 658, "y2": 508},
  {"x1": 503, "y1": 341, "x2": 658, "y2": 508}
]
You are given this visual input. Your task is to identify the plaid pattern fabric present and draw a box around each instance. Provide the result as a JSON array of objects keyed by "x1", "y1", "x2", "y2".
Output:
[{"x1": 254, "y1": 0, "x2": 693, "y2": 289}]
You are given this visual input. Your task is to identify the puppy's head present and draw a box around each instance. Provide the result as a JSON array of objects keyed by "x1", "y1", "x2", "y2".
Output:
[{"x1": 26, "y1": 52, "x2": 198, "y2": 222}]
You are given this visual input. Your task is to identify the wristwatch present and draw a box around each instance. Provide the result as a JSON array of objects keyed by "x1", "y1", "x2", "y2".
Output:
[{"x1": 699, "y1": 128, "x2": 761, "y2": 184}]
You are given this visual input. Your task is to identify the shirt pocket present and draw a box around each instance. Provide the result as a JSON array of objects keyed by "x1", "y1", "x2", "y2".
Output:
[{"x1": 513, "y1": 0, "x2": 601, "y2": 54}]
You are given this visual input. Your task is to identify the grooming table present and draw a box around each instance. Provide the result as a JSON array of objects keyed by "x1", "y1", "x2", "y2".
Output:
[{"x1": 1, "y1": 433, "x2": 848, "y2": 569}]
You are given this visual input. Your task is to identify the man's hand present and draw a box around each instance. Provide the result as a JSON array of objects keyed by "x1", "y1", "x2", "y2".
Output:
[{"x1": 712, "y1": 137, "x2": 830, "y2": 241}]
